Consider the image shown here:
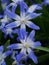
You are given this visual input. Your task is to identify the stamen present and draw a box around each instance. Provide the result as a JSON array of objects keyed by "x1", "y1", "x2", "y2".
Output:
[{"x1": 24, "y1": 43, "x2": 29, "y2": 48}]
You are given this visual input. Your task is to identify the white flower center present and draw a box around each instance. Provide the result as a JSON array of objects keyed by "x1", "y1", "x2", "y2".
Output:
[
  {"x1": 20, "y1": 18, "x2": 26, "y2": 24},
  {"x1": 22, "y1": 38, "x2": 34, "y2": 49},
  {"x1": 23, "y1": 43, "x2": 29, "y2": 48}
]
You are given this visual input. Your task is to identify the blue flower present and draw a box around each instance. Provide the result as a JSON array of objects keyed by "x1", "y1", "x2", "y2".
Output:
[
  {"x1": 1, "y1": 27, "x2": 18, "y2": 38},
  {"x1": 0, "y1": 46, "x2": 11, "y2": 65},
  {"x1": 0, "y1": 15, "x2": 11, "y2": 24},
  {"x1": 7, "y1": 30, "x2": 41, "y2": 64},
  {"x1": 0, "y1": 12, "x2": 12, "y2": 30},
  {"x1": 5, "y1": 2, "x2": 42, "y2": 30},
  {"x1": 1, "y1": 0, "x2": 10, "y2": 10},
  {"x1": 0, "y1": 15, "x2": 18, "y2": 38},
  {"x1": 0, "y1": 24, "x2": 17, "y2": 38},
  {"x1": 0, "y1": 14, "x2": 12, "y2": 29},
  {"x1": 42, "y1": 0, "x2": 49, "y2": 5}
]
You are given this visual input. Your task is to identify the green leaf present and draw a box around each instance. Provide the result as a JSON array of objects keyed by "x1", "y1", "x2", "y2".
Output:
[
  {"x1": 4, "y1": 40, "x2": 10, "y2": 51},
  {"x1": 36, "y1": 47, "x2": 49, "y2": 52}
]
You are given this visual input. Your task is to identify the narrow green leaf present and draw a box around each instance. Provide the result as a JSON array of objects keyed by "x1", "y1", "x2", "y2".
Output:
[
  {"x1": 36, "y1": 47, "x2": 49, "y2": 52},
  {"x1": 4, "y1": 40, "x2": 10, "y2": 51}
]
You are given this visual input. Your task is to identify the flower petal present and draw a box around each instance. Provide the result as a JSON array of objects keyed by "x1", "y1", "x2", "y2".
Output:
[
  {"x1": 18, "y1": 27, "x2": 27, "y2": 40},
  {"x1": 0, "y1": 46, "x2": 4, "y2": 52},
  {"x1": 27, "y1": 48, "x2": 38, "y2": 64},
  {"x1": 2, "y1": 61, "x2": 6, "y2": 65},
  {"x1": 27, "y1": 4, "x2": 42, "y2": 13},
  {"x1": 36, "y1": 4, "x2": 42, "y2": 10},
  {"x1": 27, "y1": 30, "x2": 35, "y2": 40},
  {"x1": 20, "y1": 2, "x2": 28, "y2": 17},
  {"x1": 29, "y1": 51, "x2": 38, "y2": 64},
  {"x1": 21, "y1": 24, "x2": 26, "y2": 30},
  {"x1": 2, "y1": 51, "x2": 12, "y2": 58},
  {"x1": 26, "y1": 21, "x2": 40, "y2": 30},
  {"x1": 34, "y1": 41, "x2": 41, "y2": 48},
  {"x1": 16, "y1": 53, "x2": 25, "y2": 62},
  {"x1": 12, "y1": 5, "x2": 17, "y2": 13},
  {"x1": 12, "y1": 29, "x2": 18, "y2": 33},
  {"x1": 1, "y1": 28, "x2": 6, "y2": 33},
  {"x1": 0, "y1": 23, "x2": 5, "y2": 29},
  {"x1": 26, "y1": 13, "x2": 42, "y2": 20},
  {"x1": 9, "y1": 33, "x2": 13, "y2": 38},
  {"x1": 6, "y1": 4, "x2": 20, "y2": 20},
  {"x1": 27, "y1": 4, "x2": 38, "y2": 13},
  {"x1": 0, "y1": 15, "x2": 3, "y2": 18},
  {"x1": 20, "y1": 48, "x2": 26, "y2": 54},
  {"x1": 5, "y1": 21, "x2": 21, "y2": 28},
  {"x1": 43, "y1": 0, "x2": 49, "y2": 5},
  {"x1": 7, "y1": 44, "x2": 23, "y2": 49}
]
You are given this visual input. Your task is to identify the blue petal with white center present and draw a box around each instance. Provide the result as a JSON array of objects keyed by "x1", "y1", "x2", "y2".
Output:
[
  {"x1": 7, "y1": 44, "x2": 23, "y2": 49},
  {"x1": 1, "y1": 24, "x2": 18, "y2": 38},
  {"x1": 7, "y1": 30, "x2": 41, "y2": 64},
  {"x1": 26, "y1": 21, "x2": 40, "y2": 30},
  {"x1": 27, "y1": 4, "x2": 42, "y2": 13},
  {"x1": 6, "y1": 2, "x2": 41, "y2": 30}
]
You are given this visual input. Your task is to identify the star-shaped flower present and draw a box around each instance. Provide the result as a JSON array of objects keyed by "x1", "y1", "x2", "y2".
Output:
[
  {"x1": 7, "y1": 30, "x2": 41, "y2": 64},
  {"x1": 5, "y1": 2, "x2": 42, "y2": 30},
  {"x1": 0, "y1": 15, "x2": 18, "y2": 38},
  {"x1": 0, "y1": 14, "x2": 11, "y2": 30}
]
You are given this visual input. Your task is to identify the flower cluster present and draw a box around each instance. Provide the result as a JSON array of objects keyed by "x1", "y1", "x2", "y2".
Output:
[{"x1": 0, "y1": 0, "x2": 49, "y2": 65}]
